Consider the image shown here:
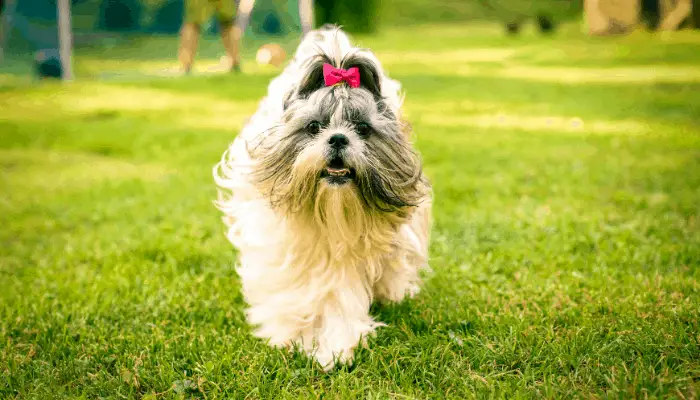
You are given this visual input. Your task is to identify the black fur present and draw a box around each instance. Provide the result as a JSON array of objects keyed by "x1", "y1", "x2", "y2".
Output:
[
  {"x1": 339, "y1": 52, "x2": 382, "y2": 99},
  {"x1": 296, "y1": 54, "x2": 335, "y2": 99}
]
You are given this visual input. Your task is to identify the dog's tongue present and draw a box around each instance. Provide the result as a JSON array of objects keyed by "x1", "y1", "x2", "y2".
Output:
[{"x1": 327, "y1": 167, "x2": 349, "y2": 173}]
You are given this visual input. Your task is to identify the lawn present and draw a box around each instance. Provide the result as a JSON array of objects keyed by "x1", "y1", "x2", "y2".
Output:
[{"x1": 1, "y1": 23, "x2": 700, "y2": 399}]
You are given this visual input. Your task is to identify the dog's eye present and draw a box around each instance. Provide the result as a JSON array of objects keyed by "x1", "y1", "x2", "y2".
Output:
[
  {"x1": 306, "y1": 121, "x2": 321, "y2": 135},
  {"x1": 356, "y1": 122, "x2": 371, "y2": 137}
]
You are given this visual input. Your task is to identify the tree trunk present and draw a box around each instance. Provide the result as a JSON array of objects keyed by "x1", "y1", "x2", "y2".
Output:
[
  {"x1": 57, "y1": 0, "x2": 73, "y2": 80},
  {"x1": 298, "y1": 0, "x2": 314, "y2": 35}
]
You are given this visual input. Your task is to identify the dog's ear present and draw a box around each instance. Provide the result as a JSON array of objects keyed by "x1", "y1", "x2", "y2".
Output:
[
  {"x1": 341, "y1": 52, "x2": 382, "y2": 99},
  {"x1": 283, "y1": 55, "x2": 332, "y2": 110},
  {"x1": 297, "y1": 55, "x2": 332, "y2": 98}
]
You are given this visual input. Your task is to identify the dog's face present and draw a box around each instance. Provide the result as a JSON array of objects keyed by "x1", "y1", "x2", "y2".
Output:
[{"x1": 249, "y1": 51, "x2": 427, "y2": 221}]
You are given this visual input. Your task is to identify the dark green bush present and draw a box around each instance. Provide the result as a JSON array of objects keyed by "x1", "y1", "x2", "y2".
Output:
[
  {"x1": 478, "y1": 0, "x2": 583, "y2": 24},
  {"x1": 97, "y1": 0, "x2": 143, "y2": 31},
  {"x1": 148, "y1": 0, "x2": 182, "y2": 33},
  {"x1": 314, "y1": 0, "x2": 379, "y2": 33},
  {"x1": 247, "y1": 1, "x2": 299, "y2": 36}
]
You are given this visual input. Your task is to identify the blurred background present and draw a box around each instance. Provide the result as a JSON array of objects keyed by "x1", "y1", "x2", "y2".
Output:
[{"x1": 1, "y1": 0, "x2": 699, "y2": 82}]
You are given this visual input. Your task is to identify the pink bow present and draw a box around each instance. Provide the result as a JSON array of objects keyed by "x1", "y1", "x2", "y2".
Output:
[{"x1": 323, "y1": 63, "x2": 360, "y2": 88}]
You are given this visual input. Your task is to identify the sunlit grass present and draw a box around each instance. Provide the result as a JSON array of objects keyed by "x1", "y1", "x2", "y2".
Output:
[
  {"x1": 0, "y1": 149, "x2": 170, "y2": 196},
  {"x1": 0, "y1": 84, "x2": 259, "y2": 132},
  {"x1": 417, "y1": 113, "x2": 650, "y2": 134},
  {"x1": 1, "y1": 23, "x2": 699, "y2": 399},
  {"x1": 494, "y1": 65, "x2": 700, "y2": 83},
  {"x1": 379, "y1": 48, "x2": 517, "y2": 65}
]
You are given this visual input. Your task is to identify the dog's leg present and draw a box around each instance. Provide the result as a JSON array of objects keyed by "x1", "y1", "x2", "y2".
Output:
[
  {"x1": 241, "y1": 270, "x2": 378, "y2": 371},
  {"x1": 249, "y1": 299, "x2": 379, "y2": 371},
  {"x1": 374, "y1": 203, "x2": 431, "y2": 304},
  {"x1": 310, "y1": 290, "x2": 382, "y2": 371},
  {"x1": 373, "y1": 256, "x2": 422, "y2": 304}
]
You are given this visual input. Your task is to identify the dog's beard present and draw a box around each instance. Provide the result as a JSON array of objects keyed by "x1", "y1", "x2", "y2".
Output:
[{"x1": 248, "y1": 85, "x2": 427, "y2": 252}]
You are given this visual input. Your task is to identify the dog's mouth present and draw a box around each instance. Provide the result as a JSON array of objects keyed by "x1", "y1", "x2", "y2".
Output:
[{"x1": 321, "y1": 156, "x2": 355, "y2": 184}]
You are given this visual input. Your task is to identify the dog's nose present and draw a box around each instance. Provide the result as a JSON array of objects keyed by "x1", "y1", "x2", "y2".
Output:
[{"x1": 328, "y1": 134, "x2": 349, "y2": 148}]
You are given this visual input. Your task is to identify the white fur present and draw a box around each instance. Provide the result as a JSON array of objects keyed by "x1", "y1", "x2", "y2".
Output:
[{"x1": 214, "y1": 27, "x2": 431, "y2": 371}]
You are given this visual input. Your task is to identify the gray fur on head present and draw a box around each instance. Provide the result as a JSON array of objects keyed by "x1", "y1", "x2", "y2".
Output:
[{"x1": 249, "y1": 49, "x2": 429, "y2": 218}]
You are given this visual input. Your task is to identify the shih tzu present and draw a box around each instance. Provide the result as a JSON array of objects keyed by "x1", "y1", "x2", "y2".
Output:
[{"x1": 213, "y1": 25, "x2": 432, "y2": 370}]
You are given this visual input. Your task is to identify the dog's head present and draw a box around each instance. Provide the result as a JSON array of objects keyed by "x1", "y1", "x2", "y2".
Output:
[{"x1": 249, "y1": 45, "x2": 428, "y2": 230}]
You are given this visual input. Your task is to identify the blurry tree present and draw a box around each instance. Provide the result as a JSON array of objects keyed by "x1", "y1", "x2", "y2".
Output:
[
  {"x1": 97, "y1": 0, "x2": 144, "y2": 30},
  {"x1": 3, "y1": 0, "x2": 60, "y2": 53},
  {"x1": 477, "y1": 0, "x2": 583, "y2": 34},
  {"x1": 536, "y1": 14, "x2": 556, "y2": 32},
  {"x1": 149, "y1": 0, "x2": 183, "y2": 33},
  {"x1": 314, "y1": 0, "x2": 379, "y2": 33},
  {"x1": 641, "y1": 0, "x2": 661, "y2": 28},
  {"x1": 247, "y1": 0, "x2": 301, "y2": 36},
  {"x1": 380, "y1": 0, "x2": 486, "y2": 25}
]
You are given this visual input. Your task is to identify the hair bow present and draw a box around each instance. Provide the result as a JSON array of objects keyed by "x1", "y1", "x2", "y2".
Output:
[{"x1": 323, "y1": 63, "x2": 361, "y2": 88}]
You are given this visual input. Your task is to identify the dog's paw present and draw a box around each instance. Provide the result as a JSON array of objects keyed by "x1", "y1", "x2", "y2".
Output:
[
  {"x1": 376, "y1": 281, "x2": 421, "y2": 304},
  {"x1": 405, "y1": 283, "x2": 421, "y2": 299},
  {"x1": 314, "y1": 345, "x2": 356, "y2": 372},
  {"x1": 312, "y1": 323, "x2": 382, "y2": 372}
]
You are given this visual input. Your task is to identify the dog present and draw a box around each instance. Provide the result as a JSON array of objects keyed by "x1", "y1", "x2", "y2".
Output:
[{"x1": 213, "y1": 25, "x2": 432, "y2": 371}]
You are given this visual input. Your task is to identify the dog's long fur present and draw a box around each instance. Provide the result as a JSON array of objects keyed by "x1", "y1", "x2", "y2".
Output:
[{"x1": 213, "y1": 26, "x2": 432, "y2": 370}]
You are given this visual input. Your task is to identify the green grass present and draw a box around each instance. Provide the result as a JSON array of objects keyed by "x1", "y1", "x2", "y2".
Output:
[{"x1": 2, "y1": 23, "x2": 700, "y2": 399}]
